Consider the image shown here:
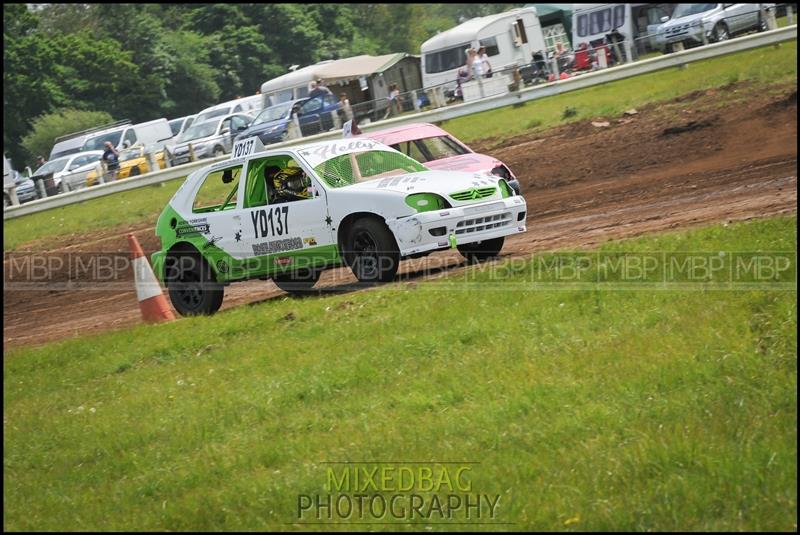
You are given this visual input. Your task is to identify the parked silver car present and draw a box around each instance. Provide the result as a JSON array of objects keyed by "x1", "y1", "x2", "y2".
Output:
[
  {"x1": 165, "y1": 113, "x2": 252, "y2": 166},
  {"x1": 656, "y1": 3, "x2": 773, "y2": 52},
  {"x1": 31, "y1": 150, "x2": 104, "y2": 193}
]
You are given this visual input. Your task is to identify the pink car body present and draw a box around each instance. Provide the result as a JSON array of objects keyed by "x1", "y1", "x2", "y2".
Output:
[{"x1": 361, "y1": 123, "x2": 521, "y2": 194}]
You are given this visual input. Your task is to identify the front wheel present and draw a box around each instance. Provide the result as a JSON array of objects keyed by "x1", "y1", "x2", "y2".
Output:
[
  {"x1": 273, "y1": 268, "x2": 321, "y2": 294},
  {"x1": 343, "y1": 218, "x2": 400, "y2": 283},
  {"x1": 166, "y1": 254, "x2": 224, "y2": 316},
  {"x1": 712, "y1": 22, "x2": 729, "y2": 43},
  {"x1": 458, "y1": 236, "x2": 505, "y2": 263}
]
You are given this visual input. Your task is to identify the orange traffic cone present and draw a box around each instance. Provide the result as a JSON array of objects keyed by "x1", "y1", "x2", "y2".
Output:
[{"x1": 128, "y1": 233, "x2": 175, "y2": 323}]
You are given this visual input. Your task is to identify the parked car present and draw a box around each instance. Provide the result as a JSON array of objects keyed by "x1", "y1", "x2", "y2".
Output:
[
  {"x1": 30, "y1": 151, "x2": 104, "y2": 193},
  {"x1": 193, "y1": 96, "x2": 263, "y2": 125},
  {"x1": 656, "y1": 3, "x2": 773, "y2": 52},
  {"x1": 233, "y1": 100, "x2": 300, "y2": 146},
  {"x1": 4, "y1": 155, "x2": 36, "y2": 206},
  {"x1": 165, "y1": 114, "x2": 253, "y2": 166},
  {"x1": 151, "y1": 137, "x2": 526, "y2": 315},
  {"x1": 80, "y1": 119, "x2": 174, "y2": 154},
  {"x1": 86, "y1": 146, "x2": 167, "y2": 186},
  {"x1": 234, "y1": 94, "x2": 341, "y2": 146},
  {"x1": 168, "y1": 115, "x2": 197, "y2": 138},
  {"x1": 362, "y1": 123, "x2": 521, "y2": 194}
]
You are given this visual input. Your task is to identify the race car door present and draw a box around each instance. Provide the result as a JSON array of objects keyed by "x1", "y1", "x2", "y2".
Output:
[{"x1": 241, "y1": 152, "x2": 336, "y2": 270}]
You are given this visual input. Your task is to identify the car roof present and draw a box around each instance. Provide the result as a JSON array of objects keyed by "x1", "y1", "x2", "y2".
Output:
[{"x1": 361, "y1": 123, "x2": 450, "y2": 146}]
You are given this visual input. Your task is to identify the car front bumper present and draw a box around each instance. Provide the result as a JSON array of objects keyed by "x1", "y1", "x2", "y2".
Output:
[{"x1": 387, "y1": 195, "x2": 527, "y2": 257}]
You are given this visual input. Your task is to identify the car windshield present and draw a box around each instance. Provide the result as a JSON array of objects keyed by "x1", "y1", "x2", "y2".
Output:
[
  {"x1": 672, "y1": 3, "x2": 717, "y2": 18},
  {"x1": 34, "y1": 157, "x2": 69, "y2": 176},
  {"x1": 392, "y1": 135, "x2": 469, "y2": 162},
  {"x1": 314, "y1": 149, "x2": 427, "y2": 188},
  {"x1": 169, "y1": 119, "x2": 183, "y2": 136},
  {"x1": 178, "y1": 122, "x2": 218, "y2": 142},
  {"x1": 253, "y1": 102, "x2": 293, "y2": 125},
  {"x1": 194, "y1": 108, "x2": 229, "y2": 125},
  {"x1": 82, "y1": 130, "x2": 123, "y2": 151}
]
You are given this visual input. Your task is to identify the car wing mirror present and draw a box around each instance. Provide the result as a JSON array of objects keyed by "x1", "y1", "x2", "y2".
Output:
[{"x1": 660, "y1": 15, "x2": 669, "y2": 22}]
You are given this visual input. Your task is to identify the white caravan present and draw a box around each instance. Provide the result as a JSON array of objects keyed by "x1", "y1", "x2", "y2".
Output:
[
  {"x1": 420, "y1": 7, "x2": 546, "y2": 92},
  {"x1": 259, "y1": 60, "x2": 335, "y2": 109},
  {"x1": 572, "y1": 4, "x2": 673, "y2": 59}
]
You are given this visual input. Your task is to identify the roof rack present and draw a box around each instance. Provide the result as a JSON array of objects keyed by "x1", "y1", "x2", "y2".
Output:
[{"x1": 53, "y1": 119, "x2": 132, "y2": 144}]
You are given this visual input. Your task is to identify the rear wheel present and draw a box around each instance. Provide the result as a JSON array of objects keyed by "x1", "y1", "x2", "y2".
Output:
[
  {"x1": 166, "y1": 254, "x2": 224, "y2": 316},
  {"x1": 458, "y1": 236, "x2": 505, "y2": 263},
  {"x1": 213, "y1": 146, "x2": 225, "y2": 158},
  {"x1": 273, "y1": 268, "x2": 321, "y2": 294},
  {"x1": 343, "y1": 218, "x2": 400, "y2": 283}
]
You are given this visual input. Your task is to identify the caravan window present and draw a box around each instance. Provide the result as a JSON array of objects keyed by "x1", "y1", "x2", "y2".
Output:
[
  {"x1": 577, "y1": 14, "x2": 588, "y2": 37},
  {"x1": 295, "y1": 86, "x2": 309, "y2": 99},
  {"x1": 478, "y1": 36, "x2": 500, "y2": 57},
  {"x1": 590, "y1": 9, "x2": 613, "y2": 34},
  {"x1": 613, "y1": 5, "x2": 625, "y2": 28},
  {"x1": 514, "y1": 19, "x2": 529, "y2": 44},
  {"x1": 424, "y1": 42, "x2": 470, "y2": 74}
]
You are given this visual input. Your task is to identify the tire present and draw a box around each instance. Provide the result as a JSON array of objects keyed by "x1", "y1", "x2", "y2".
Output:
[
  {"x1": 273, "y1": 268, "x2": 321, "y2": 294},
  {"x1": 342, "y1": 217, "x2": 400, "y2": 283},
  {"x1": 130, "y1": 166, "x2": 141, "y2": 176},
  {"x1": 213, "y1": 146, "x2": 225, "y2": 158},
  {"x1": 166, "y1": 254, "x2": 224, "y2": 316},
  {"x1": 457, "y1": 236, "x2": 505, "y2": 263},
  {"x1": 712, "y1": 22, "x2": 729, "y2": 43}
]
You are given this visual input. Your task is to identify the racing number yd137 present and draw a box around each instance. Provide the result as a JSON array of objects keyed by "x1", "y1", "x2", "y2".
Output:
[{"x1": 251, "y1": 206, "x2": 289, "y2": 239}]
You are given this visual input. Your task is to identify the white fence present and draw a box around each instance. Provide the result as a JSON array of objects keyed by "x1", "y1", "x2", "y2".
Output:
[{"x1": 4, "y1": 24, "x2": 796, "y2": 221}]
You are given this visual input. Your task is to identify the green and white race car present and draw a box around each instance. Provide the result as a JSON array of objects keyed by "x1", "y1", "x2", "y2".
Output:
[{"x1": 152, "y1": 137, "x2": 527, "y2": 315}]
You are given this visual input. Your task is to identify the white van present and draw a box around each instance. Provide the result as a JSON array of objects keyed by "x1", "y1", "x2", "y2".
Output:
[
  {"x1": 193, "y1": 95, "x2": 263, "y2": 126},
  {"x1": 49, "y1": 120, "x2": 130, "y2": 160},
  {"x1": 259, "y1": 61, "x2": 336, "y2": 109},
  {"x1": 420, "y1": 7, "x2": 546, "y2": 92},
  {"x1": 80, "y1": 118, "x2": 174, "y2": 153}
]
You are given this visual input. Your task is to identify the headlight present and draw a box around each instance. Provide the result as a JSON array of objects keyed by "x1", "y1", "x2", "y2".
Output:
[
  {"x1": 405, "y1": 193, "x2": 449, "y2": 212},
  {"x1": 396, "y1": 217, "x2": 422, "y2": 244}
]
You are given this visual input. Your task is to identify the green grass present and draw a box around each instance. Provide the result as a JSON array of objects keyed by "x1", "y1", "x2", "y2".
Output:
[
  {"x1": 443, "y1": 39, "x2": 797, "y2": 145},
  {"x1": 4, "y1": 216, "x2": 796, "y2": 531}
]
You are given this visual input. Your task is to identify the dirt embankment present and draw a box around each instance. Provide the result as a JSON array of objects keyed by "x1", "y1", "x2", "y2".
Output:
[{"x1": 3, "y1": 85, "x2": 797, "y2": 350}]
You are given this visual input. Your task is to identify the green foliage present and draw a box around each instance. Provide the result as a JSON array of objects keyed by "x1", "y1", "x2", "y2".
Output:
[
  {"x1": 3, "y1": 216, "x2": 797, "y2": 530},
  {"x1": 4, "y1": 3, "x2": 527, "y2": 167},
  {"x1": 20, "y1": 108, "x2": 114, "y2": 162}
]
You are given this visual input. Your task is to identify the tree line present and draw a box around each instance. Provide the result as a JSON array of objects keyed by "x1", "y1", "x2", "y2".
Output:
[{"x1": 3, "y1": 3, "x2": 521, "y2": 168}]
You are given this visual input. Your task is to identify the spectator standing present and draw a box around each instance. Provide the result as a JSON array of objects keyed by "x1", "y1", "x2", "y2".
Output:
[
  {"x1": 309, "y1": 79, "x2": 332, "y2": 99},
  {"x1": 467, "y1": 48, "x2": 483, "y2": 79},
  {"x1": 339, "y1": 93, "x2": 354, "y2": 121},
  {"x1": 102, "y1": 141, "x2": 120, "y2": 182},
  {"x1": 384, "y1": 82, "x2": 401, "y2": 119},
  {"x1": 35, "y1": 155, "x2": 46, "y2": 169},
  {"x1": 478, "y1": 46, "x2": 492, "y2": 78}
]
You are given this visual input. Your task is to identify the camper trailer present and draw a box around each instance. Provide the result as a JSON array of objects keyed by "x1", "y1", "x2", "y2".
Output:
[
  {"x1": 572, "y1": 4, "x2": 674, "y2": 60},
  {"x1": 420, "y1": 7, "x2": 546, "y2": 92}
]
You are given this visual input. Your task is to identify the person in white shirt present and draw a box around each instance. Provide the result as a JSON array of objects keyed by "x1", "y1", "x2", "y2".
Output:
[{"x1": 478, "y1": 46, "x2": 492, "y2": 78}]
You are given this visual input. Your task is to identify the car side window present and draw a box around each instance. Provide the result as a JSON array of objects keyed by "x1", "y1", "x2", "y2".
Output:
[
  {"x1": 70, "y1": 156, "x2": 86, "y2": 169},
  {"x1": 124, "y1": 129, "x2": 137, "y2": 147},
  {"x1": 324, "y1": 94, "x2": 338, "y2": 106},
  {"x1": 301, "y1": 97, "x2": 323, "y2": 114},
  {"x1": 192, "y1": 165, "x2": 243, "y2": 213}
]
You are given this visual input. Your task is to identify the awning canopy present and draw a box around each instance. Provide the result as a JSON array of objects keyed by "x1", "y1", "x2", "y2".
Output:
[{"x1": 314, "y1": 53, "x2": 409, "y2": 84}]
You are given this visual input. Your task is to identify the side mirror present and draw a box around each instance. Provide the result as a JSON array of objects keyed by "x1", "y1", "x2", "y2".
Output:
[
  {"x1": 660, "y1": 15, "x2": 669, "y2": 23},
  {"x1": 236, "y1": 125, "x2": 247, "y2": 132}
]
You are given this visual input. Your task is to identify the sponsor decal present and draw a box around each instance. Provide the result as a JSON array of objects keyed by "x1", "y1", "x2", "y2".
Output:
[
  {"x1": 252, "y1": 237, "x2": 303, "y2": 256},
  {"x1": 324, "y1": 216, "x2": 333, "y2": 226},
  {"x1": 234, "y1": 230, "x2": 242, "y2": 242},
  {"x1": 204, "y1": 235, "x2": 222, "y2": 250},
  {"x1": 303, "y1": 237, "x2": 318, "y2": 247},
  {"x1": 216, "y1": 259, "x2": 229, "y2": 273},
  {"x1": 300, "y1": 139, "x2": 377, "y2": 162},
  {"x1": 175, "y1": 222, "x2": 210, "y2": 237}
]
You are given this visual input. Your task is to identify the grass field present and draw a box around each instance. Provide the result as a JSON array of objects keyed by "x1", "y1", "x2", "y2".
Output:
[
  {"x1": 4, "y1": 216, "x2": 796, "y2": 531},
  {"x1": 3, "y1": 40, "x2": 797, "y2": 252}
]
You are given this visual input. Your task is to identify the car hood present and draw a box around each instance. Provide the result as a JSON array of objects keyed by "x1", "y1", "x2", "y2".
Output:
[
  {"x1": 339, "y1": 169, "x2": 507, "y2": 204},
  {"x1": 423, "y1": 153, "x2": 502, "y2": 174},
  {"x1": 171, "y1": 135, "x2": 221, "y2": 152},
  {"x1": 244, "y1": 118, "x2": 288, "y2": 133},
  {"x1": 661, "y1": 12, "x2": 709, "y2": 29}
]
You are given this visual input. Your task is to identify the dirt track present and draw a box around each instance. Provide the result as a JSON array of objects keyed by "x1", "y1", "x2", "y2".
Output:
[{"x1": 4, "y1": 84, "x2": 797, "y2": 350}]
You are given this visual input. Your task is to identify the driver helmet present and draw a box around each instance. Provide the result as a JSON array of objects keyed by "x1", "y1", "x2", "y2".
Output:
[{"x1": 273, "y1": 166, "x2": 310, "y2": 198}]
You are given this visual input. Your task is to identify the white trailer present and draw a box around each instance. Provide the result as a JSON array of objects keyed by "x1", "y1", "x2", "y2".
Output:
[
  {"x1": 420, "y1": 7, "x2": 547, "y2": 92},
  {"x1": 572, "y1": 4, "x2": 673, "y2": 60}
]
